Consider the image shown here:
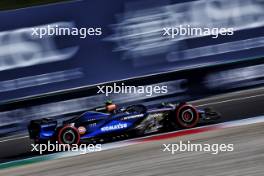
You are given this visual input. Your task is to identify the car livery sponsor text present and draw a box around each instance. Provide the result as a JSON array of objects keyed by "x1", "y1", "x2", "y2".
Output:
[
  {"x1": 101, "y1": 123, "x2": 128, "y2": 132},
  {"x1": 123, "y1": 114, "x2": 144, "y2": 120}
]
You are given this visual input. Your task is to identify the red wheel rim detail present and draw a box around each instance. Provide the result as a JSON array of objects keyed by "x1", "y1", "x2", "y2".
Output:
[
  {"x1": 58, "y1": 125, "x2": 80, "y2": 145},
  {"x1": 183, "y1": 111, "x2": 192, "y2": 122},
  {"x1": 176, "y1": 104, "x2": 199, "y2": 128}
]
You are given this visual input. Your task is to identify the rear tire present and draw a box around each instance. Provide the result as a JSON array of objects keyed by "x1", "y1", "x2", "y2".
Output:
[
  {"x1": 58, "y1": 126, "x2": 80, "y2": 145},
  {"x1": 176, "y1": 104, "x2": 199, "y2": 128}
]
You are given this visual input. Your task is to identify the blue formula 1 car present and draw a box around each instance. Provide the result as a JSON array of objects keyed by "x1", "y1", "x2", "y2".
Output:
[{"x1": 28, "y1": 102, "x2": 220, "y2": 145}]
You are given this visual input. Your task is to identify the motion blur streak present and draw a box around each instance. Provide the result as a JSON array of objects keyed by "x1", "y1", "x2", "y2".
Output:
[
  {"x1": 0, "y1": 68, "x2": 83, "y2": 93},
  {"x1": 0, "y1": 0, "x2": 262, "y2": 101},
  {"x1": 108, "y1": 0, "x2": 264, "y2": 58},
  {"x1": 205, "y1": 64, "x2": 264, "y2": 90},
  {"x1": 167, "y1": 36, "x2": 264, "y2": 62},
  {"x1": 0, "y1": 22, "x2": 78, "y2": 72}
]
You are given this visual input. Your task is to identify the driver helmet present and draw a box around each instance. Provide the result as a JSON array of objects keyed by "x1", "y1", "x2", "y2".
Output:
[{"x1": 105, "y1": 100, "x2": 117, "y2": 113}]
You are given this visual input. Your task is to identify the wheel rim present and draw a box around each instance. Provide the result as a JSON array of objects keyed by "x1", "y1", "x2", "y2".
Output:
[
  {"x1": 182, "y1": 109, "x2": 194, "y2": 123},
  {"x1": 62, "y1": 130, "x2": 76, "y2": 144},
  {"x1": 176, "y1": 105, "x2": 199, "y2": 128}
]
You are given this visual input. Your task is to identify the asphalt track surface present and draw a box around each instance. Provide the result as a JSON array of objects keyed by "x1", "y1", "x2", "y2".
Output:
[
  {"x1": 0, "y1": 88, "x2": 264, "y2": 173},
  {"x1": 1, "y1": 119, "x2": 263, "y2": 176}
]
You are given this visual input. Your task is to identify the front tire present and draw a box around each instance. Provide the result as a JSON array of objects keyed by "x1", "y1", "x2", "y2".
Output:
[{"x1": 175, "y1": 104, "x2": 199, "y2": 128}]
